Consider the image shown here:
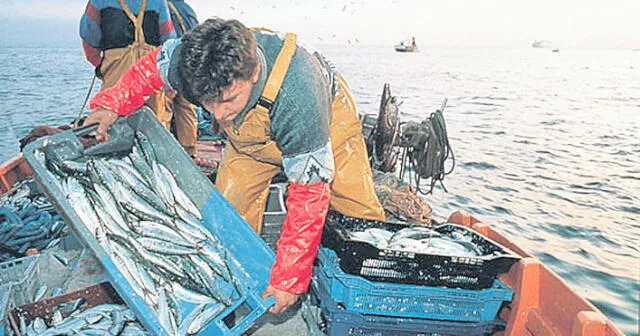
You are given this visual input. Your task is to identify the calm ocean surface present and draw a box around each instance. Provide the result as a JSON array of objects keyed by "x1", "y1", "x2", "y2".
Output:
[{"x1": 0, "y1": 46, "x2": 638, "y2": 335}]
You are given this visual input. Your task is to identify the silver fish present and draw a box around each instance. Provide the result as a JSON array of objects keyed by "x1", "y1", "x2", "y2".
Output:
[
  {"x1": 158, "y1": 163, "x2": 201, "y2": 219},
  {"x1": 151, "y1": 160, "x2": 175, "y2": 209},
  {"x1": 63, "y1": 177, "x2": 101, "y2": 234},
  {"x1": 157, "y1": 288, "x2": 174, "y2": 334},
  {"x1": 135, "y1": 131, "x2": 156, "y2": 166},
  {"x1": 54, "y1": 253, "x2": 69, "y2": 266},
  {"x1": 59, "y1": 160, "x2": 88, "y2": 175},
  {"x1": 34, "y1": 285, "x2": 48, "y2": 302},
  {"x1": 139, "y1": 237, "x2": 198, "y2": 255},
  {"x1": 129, "y1": 145, "x2": 156, "y2": 187},
  {"x1": 388, "y1": 227, "x2": 441, "y2": 244},
  {"x1": 119, "y1": 190, "x2": 174, "y2": 226},
  {"x1": 178, "y1": 303, "x2": 207, "y2": 335},
  {"x1": 200, "y1": 242, "x2": 233, "y2": 282},
  {"x1": 171, "y1": 282, "x2": 217, "y2": 304},
  {"x1": 138, "y1": 221, "x2": 195, "y2": 246},
  {"x1": 187, "y1": 303, "x2": 226, "y2": 335},
  {"x1": 93, "y1": 182, "x2": 131, "y2": 233},
  {"x1": 109, "y1": 158, "x2": 148, "y2": 187},
  {"x1": 109, "y1": 162, "x2": 171, "y2": 215},
  {"x1": 51, "y1": 310, "x2": 64, "y2": 326}
]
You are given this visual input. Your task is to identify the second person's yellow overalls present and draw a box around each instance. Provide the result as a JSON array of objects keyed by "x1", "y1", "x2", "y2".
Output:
[
  {"x1": 164, "y1": 1, "x2": 198, "y2": 155},
  {"x1": 215, "y1": 32, "x2": 385, "y2": 233},
  {"x1": 99, "y1": 0, "x2": 168, "y2": 128}
]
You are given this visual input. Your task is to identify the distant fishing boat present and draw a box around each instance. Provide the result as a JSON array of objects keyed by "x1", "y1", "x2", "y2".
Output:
[
  {"x1": 532, "y1": 40, "x2": 552, "y2": 49},
  {"x1": 394, "y1": 37, "x2": 419, "y2": 53}
]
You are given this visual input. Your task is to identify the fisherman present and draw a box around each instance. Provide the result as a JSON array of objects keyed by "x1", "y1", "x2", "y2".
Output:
[
  {"x1": 84, "y1": 18, "x2": 386, "y2": 313},
  {"x1": 79, "y1": 0, "x2": 176, "y2": 127},
  {"x1": 164, "y1": 0, "x2": 202, "y2": 160}
]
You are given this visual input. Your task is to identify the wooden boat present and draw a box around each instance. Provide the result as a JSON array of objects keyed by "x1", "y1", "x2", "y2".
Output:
[{"x1": 0, "y1": 150, "x2": 626, "y2": 336}]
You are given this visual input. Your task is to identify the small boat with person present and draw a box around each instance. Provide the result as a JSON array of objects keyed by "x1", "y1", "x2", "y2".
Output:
[{"x1": 395, "y1": 37, "x2": 419, "y2": 52}]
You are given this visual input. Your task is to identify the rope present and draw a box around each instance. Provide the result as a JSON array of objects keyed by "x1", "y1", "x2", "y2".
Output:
[
  {"x1": 399, "y1": 99, "x2": 455, "y2": 195},
  {"x1": 73, "y1": 74, "x2": 97, "y2": 128}
]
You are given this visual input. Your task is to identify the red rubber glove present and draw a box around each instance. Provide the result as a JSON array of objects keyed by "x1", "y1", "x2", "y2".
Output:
[
  {"x1": 269, "y1": 182, "x2": 330, "y2": 294},
  {"x1": 89, "y1": 47, "x2": 165, "y2": 116}
]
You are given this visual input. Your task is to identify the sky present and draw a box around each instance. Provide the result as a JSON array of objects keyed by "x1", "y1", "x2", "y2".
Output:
[{"x1": 0, "y1": 0, "x2": 638, "y2": 49}]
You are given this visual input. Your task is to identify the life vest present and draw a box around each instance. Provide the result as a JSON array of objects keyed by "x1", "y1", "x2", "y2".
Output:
[{"x1": 100, "y1": 0, "x2": 161, "y2": 50}]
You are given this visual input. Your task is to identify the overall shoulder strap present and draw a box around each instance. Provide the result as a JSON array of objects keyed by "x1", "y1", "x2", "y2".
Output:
[
  {"x1": 255, "y1": 32, "x2": 297, "y2": 114},
  {"x1": 167, "y1": 2, "x2": 187, "y2": 33}
]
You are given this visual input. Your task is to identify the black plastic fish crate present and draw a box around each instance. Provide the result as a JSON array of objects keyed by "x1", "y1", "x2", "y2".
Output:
[{"x1": 321, "y1": 211, "x2": 521, "y2": 289}]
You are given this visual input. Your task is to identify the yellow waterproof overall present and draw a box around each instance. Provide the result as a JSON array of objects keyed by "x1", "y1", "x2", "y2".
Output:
[
  {"x1": 216, "y1": 32, "x2": 385, "y2": 233},
  {"x1": 164, "y1": 2, "x2": 198, "y2": 155},
  {"x1": 99, "y1": 0, "x2": 168, "y2": 128}
]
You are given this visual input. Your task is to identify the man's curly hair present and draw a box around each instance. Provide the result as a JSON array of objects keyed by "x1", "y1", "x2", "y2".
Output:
[{"x1": 179, "y1": 18, "x2": 258, "y2": 104}]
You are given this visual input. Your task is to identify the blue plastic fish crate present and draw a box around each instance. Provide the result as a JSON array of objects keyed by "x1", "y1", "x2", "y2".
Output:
[
  {"x1": 23, "y1": 108, "x2": 276, "y2": 336},
  {"x1": 0, "y1": 255, "x2": 40, "y2": 307},
  {"x1": 307, "y1": 277, "x2": 506, "y2": 336},
  {"x1": 315, "y1": 248, "x2": 513, "y2": 322},
  {"x1": 0, "y1": 283, "x2": 13, "y2": 334}
]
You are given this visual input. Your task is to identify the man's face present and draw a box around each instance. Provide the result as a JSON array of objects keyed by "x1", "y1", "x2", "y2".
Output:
[{"x1": 202, "y1": 65, "x2": 260, "y2": 126}]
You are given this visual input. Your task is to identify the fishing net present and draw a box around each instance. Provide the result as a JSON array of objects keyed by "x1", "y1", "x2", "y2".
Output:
[{"x1": 373, "y1": 171, "x2": 432, "y2": 224}]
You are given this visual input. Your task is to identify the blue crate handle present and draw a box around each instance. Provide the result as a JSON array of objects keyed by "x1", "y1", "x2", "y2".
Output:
[
  {"x1": 72, "y1": 117, "x2": 135, "y2": 157},
  {"x1": 71, "y1": 123, "x2": 99, "y2": 137}
]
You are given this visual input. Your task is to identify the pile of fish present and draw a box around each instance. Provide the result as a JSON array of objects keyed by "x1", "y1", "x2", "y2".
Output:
[
  {"x1": 19, "y1": 304, "x2": 149, "y2": 336},
  {"x1": 347, "y1": 226, "x2": 483, "y2": 256},
  {"x1": 1, "y1": 180, "x2": 67, "y2": 262},
  {"x1": 36, "y1": 131, "x2": 243, "y2": 335}
]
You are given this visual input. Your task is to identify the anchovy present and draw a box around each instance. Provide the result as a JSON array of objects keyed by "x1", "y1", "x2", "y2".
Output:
[
  {"x1": 59, "y1": 160, "x2": 88, "y2": 175},
  {"x1": 157, "y1": 288, "x2": 174, "y2": 334},
  {"x1": 87, "y1": 160, "x2": 120, "y2": 195},
  {"x1": 178, "y1": 303, "x2": 207, "y2": 335},
  {"x1": 135, "y1": 131, "x2": 156, "y2": 166},
  {"x1": 388, "y1": 227, "x2": 441, "y2": 244},
  {"x1": 22, "y1": 304, "x2": 145, "y2": 335},
  {"x1": 109, "y1": 158, "x2": 148, "y2": 187},
  {"x1": 171, "y1": 282, "x2": 217, "y2": 304},
  {"x1": 51, "y1": 310, "x2": 63, "y2": 326},
  {"x1": 200, "y1": 241, "x2": 233, "y2": 282},
  {"x1": 93, "y1": 198, "x2": 130, "y2": 240},
  {"x1": 34, "y1": 285, "x2": 48, "y2": 302},
  {"x1": 54, "y1": 253, "x2": 69, "y2": 266},
  {"x1": 128, "y1": 145, "x2": 156, "y2": 187},
  {"x1": 139, "y1": 237, "x2": 199, "y2": 255},
  {"x1": 138, "y1": 221, "x2": 195, "y2": 246},
  {"x1": 120, "y1": 193, "x2": 174, "y2": 227},
  {"x1": 158, "y1": 163, "x2": 201, "y2": 219},
  {"x1": 93, "y1": 183, "x2": 131, "y2": 233},
  {"x1": 151, "y1": 160, "x2": 176, "y2": 209},
  {"x1": 110, "y1": 241, "x2": 148, "y2": 297},
  {"x1": 109, "y1": 162, "x2": 171, "y2": 215},
  {"x1": 187, "y1": 303, "x2": 226, "y2": 335},
  {"x1": 63, "y1": 177, "x2": 101, "y2": 234}
]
